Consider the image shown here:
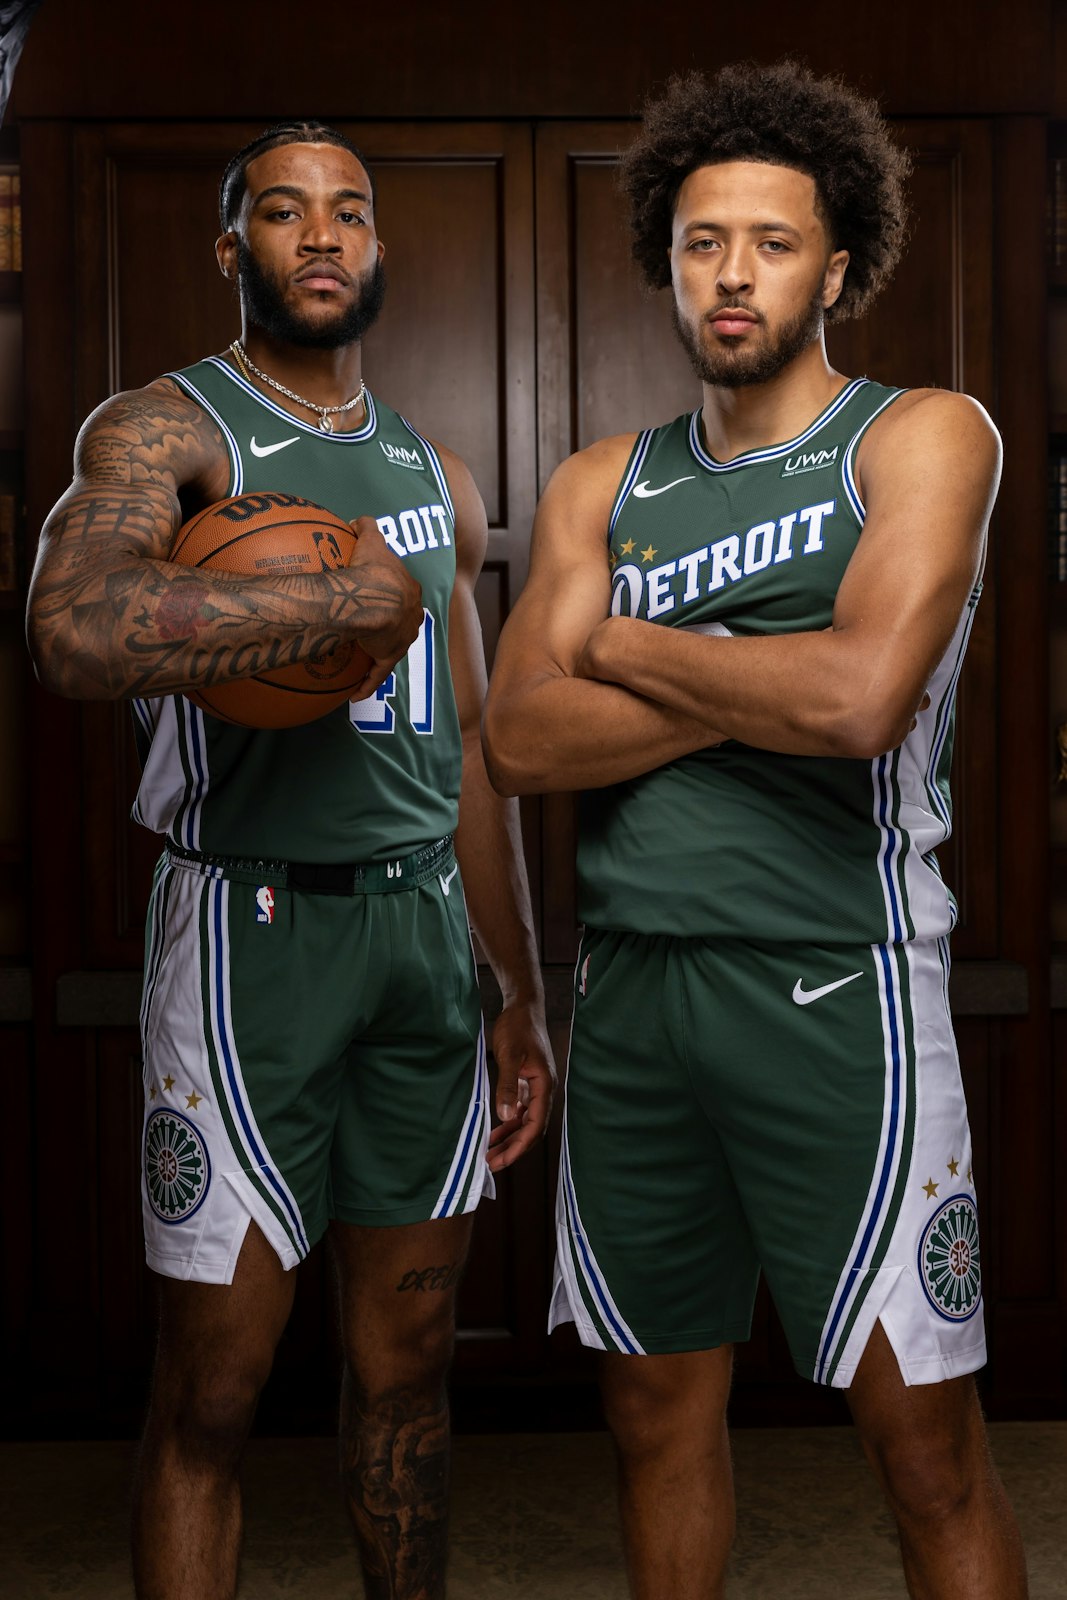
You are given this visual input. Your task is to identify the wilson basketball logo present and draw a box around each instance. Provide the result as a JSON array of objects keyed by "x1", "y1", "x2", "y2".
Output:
[
  {"x1": 145, "y1": 1109, "x2": 211, "y2": 1223},
  {"x1": 918, "y1": 1195, "x2": 982, "y2": 1321},
  {"x1": 215, "y1": 491, "x2": 311, "y2": 522}
]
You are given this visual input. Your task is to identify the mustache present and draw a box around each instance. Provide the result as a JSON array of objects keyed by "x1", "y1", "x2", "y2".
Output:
[
  {"x1": 704, "y1": 298, "x2": 765, "y2": 325},
  {"x1": 294, "y1": 258, "x2": 353, "y2": 286}
]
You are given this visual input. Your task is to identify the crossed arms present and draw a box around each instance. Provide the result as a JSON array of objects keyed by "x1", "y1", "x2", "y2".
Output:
[{"x1": 482, "y1": 389, "x2": 1001, "y2": 793}]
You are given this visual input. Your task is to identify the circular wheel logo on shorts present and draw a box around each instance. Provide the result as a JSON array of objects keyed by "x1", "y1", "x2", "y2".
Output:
[
  {"x1": 145, "y1": 1109, "x2": 210, "y2": 1224},
  {"x1": 918, "y1": 1195, "x2": 981, "y2": 1321}
]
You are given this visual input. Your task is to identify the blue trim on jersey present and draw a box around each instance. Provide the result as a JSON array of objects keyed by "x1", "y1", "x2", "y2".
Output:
[
  {"x1": 209, "y1": 881, "x2": 309, "y2": 1254},
  {"x1": 688, "y1": 378, "x2": 868, "y2": 473},
  {"x1": 130, "y1": 698, "x2": 159, "y2": 821},
  {"x1": 561, "y1": 1123, "x2": 641, "y2": 1353},
  {"x1": 609, "y1": 432, "x2": 653, "y2": 538},
  {"x1": 435, "y1": 1031, "x2": 487, "y2": 1216},
  {"x1": 168, "y1": 371, "x2": 244, "y2": 492},
  {"x1": 131, "y1": 696, "x2": 155, "y2": 742},
  {"x1": 925, "y1": 590, "x2": 979, "y2": 831},
  {"x1": 170, "y1": 698, "x2": 210, "y2": 852},
  {"x1": 841, "y1": 389, "x2": 905, "y2": 521},
  {"x1": 200, "y1": 355, "x2": 378, "y2": 443},
  {"x1": 816, "y1": 940, "x2": 904, "y2": 1382},
  {"x1": 937, "y1": 935, "x2": 952, "y2": 1017},
  {"x1": 413, "y1": 609, "x2": 435, "y2": 736},
  {"x1": 399, "y1": 417, "x2": 457, "y2": 525},
  {"x1": 140, "y1": 857, "x2": 172, "y2": 1043},
  {"x1": 876, "y1": 753, "x2": 905, "y2": 943}
]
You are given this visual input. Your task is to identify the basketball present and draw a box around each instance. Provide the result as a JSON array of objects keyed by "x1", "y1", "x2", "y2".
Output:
[{"x1": 169, "y1": 492, "x2": 374, "y2": 728}]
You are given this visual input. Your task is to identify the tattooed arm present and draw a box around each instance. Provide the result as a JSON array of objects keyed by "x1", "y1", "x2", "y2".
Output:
[{"x1": 26, "y1": 378, "x2": 423, "y2": 701}]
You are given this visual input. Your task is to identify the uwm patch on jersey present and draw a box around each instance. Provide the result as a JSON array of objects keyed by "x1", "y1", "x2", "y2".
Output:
[
  {"x1": 607, "y1": 379, "x2": 903, "y2": 637},
  {"x1": 130, "y1": 356, "x2": 465, "y2": 868},
  {"x1": 578, "y1": 378, "x2": 984, "y2": 949}
]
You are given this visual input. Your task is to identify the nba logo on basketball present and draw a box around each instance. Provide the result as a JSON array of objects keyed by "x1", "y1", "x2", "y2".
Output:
[{"x1": 255, "y1": 886, "x2": 275, "y2": 926}]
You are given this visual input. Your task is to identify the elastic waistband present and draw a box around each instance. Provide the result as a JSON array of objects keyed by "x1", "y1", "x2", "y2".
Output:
[{"x1": 165, "y1": 835, "x2": 455, "y2": 895}]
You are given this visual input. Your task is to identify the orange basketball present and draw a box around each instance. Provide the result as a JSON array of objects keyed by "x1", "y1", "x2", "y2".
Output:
[{"x1": 169, "y1": 492, "x2": 374, "y2": 728}]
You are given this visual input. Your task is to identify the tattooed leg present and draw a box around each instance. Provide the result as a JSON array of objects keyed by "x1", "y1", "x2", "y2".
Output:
[
  {"x1": 339, "y1": 1369, "x2": 452, "y2": 1600},
  {"x1": 330, "y1": 1216, "x2": 474, "y2": 1600}
]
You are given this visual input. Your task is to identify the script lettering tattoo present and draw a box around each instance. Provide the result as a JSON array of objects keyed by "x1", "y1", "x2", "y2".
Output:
[
  {"x1": 395, "y1": 1264, "x2": 461, "y2": 1294},
  {"x1": 28, "y1": 380, "x2": 422, "y2": 700},
  {"x1": 340, "y1": 1373, "x2": 450, "y2": 1600}
]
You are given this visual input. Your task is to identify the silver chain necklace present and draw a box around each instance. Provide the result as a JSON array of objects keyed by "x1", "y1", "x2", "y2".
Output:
[{"x1": 230, "y1": 341, "x2": 366, "y2": 433}]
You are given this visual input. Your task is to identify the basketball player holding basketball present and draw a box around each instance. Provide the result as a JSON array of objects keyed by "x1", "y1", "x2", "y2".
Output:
[
  {"x1": 483, "y1": 63, "x2": 1027, "y2": 1599},
  {"x1": 27, "y1": 123, "x2": 554, "y2": 1600}
]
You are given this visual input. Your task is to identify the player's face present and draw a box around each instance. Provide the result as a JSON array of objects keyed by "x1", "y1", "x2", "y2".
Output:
[
  {"x1": 219, "y1": 142, "x2": 386, "y2": 350},
  {"x1": 668, "y1": 161, "x2": 849, "y2": 388}
]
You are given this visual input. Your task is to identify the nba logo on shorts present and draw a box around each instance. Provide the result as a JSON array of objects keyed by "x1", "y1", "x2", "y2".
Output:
[{"x1": 255, "y1": 886, "x2": 275, "y2": 925}]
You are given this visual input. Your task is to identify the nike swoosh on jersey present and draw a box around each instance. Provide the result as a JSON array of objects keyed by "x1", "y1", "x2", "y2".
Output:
[
  {"x1": 249, "y1": 435, "x2": 300, "y2": 457},
  {"x1": 632, "y1": 476, "x2": 696, "y2": 498},
  {"x1": 791, "y1": 971, "x2": 864, "y2": 1006},
  {"x1": 439, "y1": 865, "x2": 460, "y2": 896}
]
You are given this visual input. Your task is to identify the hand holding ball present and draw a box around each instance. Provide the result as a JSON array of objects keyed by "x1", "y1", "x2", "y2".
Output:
[{"x1": 168, "y1": 493, "x2": 375, "y2": 728}]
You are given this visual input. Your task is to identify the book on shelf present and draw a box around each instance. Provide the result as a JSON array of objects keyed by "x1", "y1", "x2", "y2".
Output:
[
  {"x1": 0, "y1": 173, "x2": 10, "y2": 273},
  {"x1": 0, "y1": 165, "x2": 19, "y2": 273},
  {"x1": 1049, "y1": 453, "x2": 1067, "y2": 583}
]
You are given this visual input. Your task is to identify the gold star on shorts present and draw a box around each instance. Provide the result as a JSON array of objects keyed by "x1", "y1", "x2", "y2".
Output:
[
  {"x1": 922, "y1": 1178, "x2": 939, "y2": 1199},
  {"x1": 619, "y1": 538, "x2": 635, "y2": 555},
  {"x1": 186, "y1": 1091, "x2": 203, "y2": 1111},
  {"x1": 162, "y1": 1074, "x2": 175, "y2": 1092},
  {"x1": 947, "y1": 1157, "x2": 959, "y2": 1177},
  {"x1": 640, "y1": 545, "x2": 657, "y2": 563}
]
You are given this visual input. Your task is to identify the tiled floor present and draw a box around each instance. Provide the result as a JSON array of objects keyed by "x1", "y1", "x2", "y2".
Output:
[{"x1": 1, "y1": 1424, "x2": 1064, "y2": 1597}]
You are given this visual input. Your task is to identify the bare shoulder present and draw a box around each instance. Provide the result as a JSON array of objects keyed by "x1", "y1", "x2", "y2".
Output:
[
  {"x1": 544, "y1": 433, "x2": 641, "y2": 502},
  {"x1": 74, "y1": 375, "x2": 230, "y2": 494},
  {"x1": 422, "y1": 436, "x2": 489, "y2": 582},
  {"x1": 534, "y1": 433, "x2": 641, "y2": 543},
  {"x1": 860, "y1": 388, "x2": 1001, "y2": 471},
  {"x1": 423, "y1": 435, "x2": 484, "y2": 517}
]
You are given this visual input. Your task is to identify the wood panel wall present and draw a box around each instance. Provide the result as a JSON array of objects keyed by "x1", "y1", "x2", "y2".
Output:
[
  {"x1": 2, "y1": 0, "x2": 1064, "y2": 1435},
  {"x1": 7, "y1": 0, "x2": 1056, "y2": 120}
]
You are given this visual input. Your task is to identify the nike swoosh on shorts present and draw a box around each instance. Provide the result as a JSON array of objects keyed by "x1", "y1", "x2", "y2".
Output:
[
  {"x1": 791, "y1": 972, "x2": 864, "y2": 1006},
  {"x1": 632, "y1": 476, "x2": 696, "y2": 497},
  {"x1": 439, "y1": 865, "x2": 459, "y2": 896},
  {"x1": 249, "y1": 436, "x2": 300, "y2": 457}
]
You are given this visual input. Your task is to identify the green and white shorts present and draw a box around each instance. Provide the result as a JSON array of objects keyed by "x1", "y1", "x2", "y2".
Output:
[
  {"x1": 139, "y1": 837, "x2": 492, "y2": 1284},
  {"x1": 551, "y1": 927, "x2": 986, "y2": 1388}
]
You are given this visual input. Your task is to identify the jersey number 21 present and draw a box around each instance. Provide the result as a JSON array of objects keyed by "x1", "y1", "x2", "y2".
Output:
[{"x1": 349, "y1": 609, "x2": 436, "y2": 737}]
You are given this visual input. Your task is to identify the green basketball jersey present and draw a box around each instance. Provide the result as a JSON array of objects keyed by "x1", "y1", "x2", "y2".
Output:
[
  {"x1": 577, "y1": 379, "x2": 981, "y2": 944},
  {"x1": 132, "y1": 357, "x2": 462, "y2": 864}
]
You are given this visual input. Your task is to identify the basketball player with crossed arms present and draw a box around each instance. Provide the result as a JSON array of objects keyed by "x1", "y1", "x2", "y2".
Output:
[
  {"x1": 27, "y1": 123, "x2": 554, "y2": 1600},
  {"x1": 483, "y1": 63, "x2": 1027, "y2": 1599}
]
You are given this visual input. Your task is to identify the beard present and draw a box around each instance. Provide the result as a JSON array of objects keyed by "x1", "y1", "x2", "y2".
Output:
[
  {"x1": 236, "y1": 241, "x2": 387, "y2": 350},
  {"x1": 672, "y1": 289, "x2": 825, "y2": 388}
]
